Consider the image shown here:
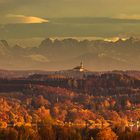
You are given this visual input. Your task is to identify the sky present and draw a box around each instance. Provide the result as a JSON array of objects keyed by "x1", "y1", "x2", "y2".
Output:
[
  {"x1": 0, "y1": 0, "x2": 140, "y2": 70},
  {"x1": 1, "y1": 0, "x2": 140, "y2": 24}
]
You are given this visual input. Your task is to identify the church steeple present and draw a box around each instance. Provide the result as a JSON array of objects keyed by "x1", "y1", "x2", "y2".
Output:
[
  {"x1": 73, "y1": 61, "x2": 86, "y2": 72},
  {"x1": 80, "y1": 61, "x2": 84, "y2": 69}
]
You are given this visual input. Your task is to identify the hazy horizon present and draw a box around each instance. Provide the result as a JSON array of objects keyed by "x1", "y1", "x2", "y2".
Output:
[{"x1": 0, "y1": 37, "x2": 140, "y2": 71}]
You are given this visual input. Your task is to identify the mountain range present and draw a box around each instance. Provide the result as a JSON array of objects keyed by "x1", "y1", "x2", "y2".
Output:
[{"x1": 0, "y1": 37, "x2": 140, "y2": 71}]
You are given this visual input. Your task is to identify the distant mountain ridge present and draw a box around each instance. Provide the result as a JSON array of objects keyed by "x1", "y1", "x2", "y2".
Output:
[
  {"x1": 51, "y1": 17, "x2": 140, "y2": 24},
  {"x1": 0, "y1": 37, "x2": 140, "y2": 70}
]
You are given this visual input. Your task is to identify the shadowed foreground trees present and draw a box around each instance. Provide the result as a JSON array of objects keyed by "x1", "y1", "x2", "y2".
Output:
[{"x1": 0, "y1": 124, "x2": 140, "y2": 140}]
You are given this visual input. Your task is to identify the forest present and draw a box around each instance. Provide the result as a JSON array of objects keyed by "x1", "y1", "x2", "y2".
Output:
[{"x1": 0, "y1": 72, "x2": 140, "y2": 140}]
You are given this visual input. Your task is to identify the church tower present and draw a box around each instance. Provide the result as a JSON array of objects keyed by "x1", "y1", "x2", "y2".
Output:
[
  {"x1": 80, "y1": 61, "x2": 84, "y2": 69},
  {"x1": 73, "y1": 61, "x2": 86, "y2": 72}
]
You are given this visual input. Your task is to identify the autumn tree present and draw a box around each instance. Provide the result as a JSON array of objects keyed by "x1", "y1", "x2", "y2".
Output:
[{"x1": 96, "y1": 127, "x2": 118, "y2": 140}]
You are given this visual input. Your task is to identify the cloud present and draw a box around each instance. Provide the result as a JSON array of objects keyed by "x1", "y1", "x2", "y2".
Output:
[
  {"x1": 116, "y1": 14, "x2": 140, "y2": 20},
  {"x1": 26, "y1": 54, "x2": 50, "y2": 62},
  {"x1": 5, "y1": 14, "x2": 49, "y2": 24}
]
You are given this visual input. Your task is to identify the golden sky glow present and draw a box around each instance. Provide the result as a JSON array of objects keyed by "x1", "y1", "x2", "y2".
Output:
[
  {"x1": 6, "y1": 14, "x2": 49, "y2": 24},
  {"x1": 1, "y1": 0, "x2": 140, "y2": 23}
]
